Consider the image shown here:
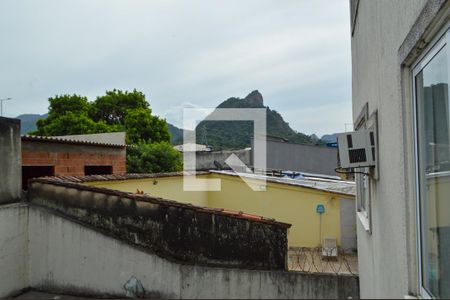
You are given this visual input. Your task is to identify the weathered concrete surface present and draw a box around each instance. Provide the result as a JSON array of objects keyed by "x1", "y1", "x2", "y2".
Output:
[
  {"x1": 0, "y1": 203, "x2": 29, "y2": 299},
  {"x1": 252, "y1": 138, "x2": 338, "y2": 175},
  {"x1": 15, "y1": 291, "x2": 98, "y2": 299},
  {"x1": 350, "y1": 0, "x2": 445, "y2": 298},
  {"x1": 0, "y1": 117, "x2": 21, "y2": 203},
  {"x1": 340, "y1": 198, "x2": 357, "y2": 250},
  {"x1": 28, "y1": 205, "x2": 359, "y2": 299},
  {"x1": 195, "y1": 149, "x2": 251, "y2": 171},
  {"x1": 28, "y1": 180, "x2": 289, "y2": 270},
  {"x1": 0, "y1": 202, "x2": 358, "y2": 299}
]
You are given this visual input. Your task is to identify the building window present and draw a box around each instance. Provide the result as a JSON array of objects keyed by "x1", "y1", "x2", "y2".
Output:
[
  {"x1": 357, "y1": 171, "x2": 369, "y2": 213},
  {"x1": 354, "y1": 103, "x2": 372, "y2": 232},
  {"x1": 413, "y1": 27, "x2": 450, "y2": 299},
  {"x1": 356, "y1": 168, "x2": 371, "y2": 231}
]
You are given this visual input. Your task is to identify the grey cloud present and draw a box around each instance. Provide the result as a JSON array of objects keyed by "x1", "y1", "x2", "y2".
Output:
[{"x1": 0, "y1": 0, "x2": 351, "y2": 136}]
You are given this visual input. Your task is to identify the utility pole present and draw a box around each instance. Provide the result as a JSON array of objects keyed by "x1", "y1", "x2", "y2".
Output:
[{"x1": 0, "y1": 98, "x2": 12, "y2": 117}]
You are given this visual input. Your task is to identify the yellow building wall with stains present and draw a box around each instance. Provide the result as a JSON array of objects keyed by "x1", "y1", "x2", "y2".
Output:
[
  {"x1": 86, "y1": 175, "x2": 209, "y2": 207},
  {"x1": 86, "y1": 173, "x2": 354, "y2": 248}
]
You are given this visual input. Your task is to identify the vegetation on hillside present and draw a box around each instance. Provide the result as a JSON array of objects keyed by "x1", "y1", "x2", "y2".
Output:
[
  {"x1": 24, "y1": 89, "x2": 326, "y2": 171},
  {"x1": 196, "y1": 90, "x2": 324, "y2": 150},
  {"x1": 16, "y1": 114, "x2": 47, "y2": 135},
  {"x1": 168, "y1": 123, "x2": 184, "y2": 145}
]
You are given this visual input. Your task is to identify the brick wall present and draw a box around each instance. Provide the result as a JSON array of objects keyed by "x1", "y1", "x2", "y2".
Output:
[{"x1": 22, "y1": 141, "x2": 126, "y2": 176}]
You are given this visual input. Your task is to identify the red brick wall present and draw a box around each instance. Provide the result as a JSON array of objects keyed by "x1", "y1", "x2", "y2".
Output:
[{"x1": 22, "y1": 151, "x2": 126, "y2": 176}]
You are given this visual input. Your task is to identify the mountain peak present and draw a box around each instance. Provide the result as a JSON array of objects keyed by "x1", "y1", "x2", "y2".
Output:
[
  {"x1": 244, "y1": 90, "x2": 263, "y2": 107},
  {"x1": 196, "y1": 90, "x2": 321, "y2": 149}
]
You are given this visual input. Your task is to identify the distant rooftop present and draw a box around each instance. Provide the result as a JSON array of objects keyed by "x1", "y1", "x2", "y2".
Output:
[
  {"x1": 22, "y1": 132, "x2": 127, "y2": 148},
  {"x1": 173, "y1": 143, "x2": 211, "y2": 152},
  {"x1": 60, "y1": 170, "x2": 356, "y2": 197},
  {"x1": 211, "y1": 170, "x2": 356, "y2": 196}
]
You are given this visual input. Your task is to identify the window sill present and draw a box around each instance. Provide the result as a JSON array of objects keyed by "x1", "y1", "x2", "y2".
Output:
[{"x1": 357, "y1": 211, "x2": 371, "y2": 233}]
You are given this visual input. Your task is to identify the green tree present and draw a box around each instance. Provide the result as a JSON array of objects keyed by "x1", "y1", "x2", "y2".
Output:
[
  {"x1": 34, "y1": 112, "x2": 113, "y2": 136},
  {"x1": 31, "y1": 94, "x2": 110, "y2": 136},
  {"x1": 47, "y1": 93, "x2": 91, "y2": 115},
  {"x1": 127, "y1": 142, "x2": 183, "y2": 173},
  {"x1": 90, "y1": 89, "x2": 149, "y2": 125},
  {"x1": 33, "y1": 90, "x2": 170, "y2": 143},
  {"x1": 90, "y1": 89, "x2": 169, "y2": 144},
  {"x1": 124, "y1": 108, "x2": 170, "y2": 144},
  {"x1": 32, "y1": 90, "x2": 177, "y2": 173}
]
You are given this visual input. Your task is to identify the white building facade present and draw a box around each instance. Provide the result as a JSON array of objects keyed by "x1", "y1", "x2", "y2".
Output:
[{"x1": 350, "y1": 0, "x2": 450, "y2": 298}]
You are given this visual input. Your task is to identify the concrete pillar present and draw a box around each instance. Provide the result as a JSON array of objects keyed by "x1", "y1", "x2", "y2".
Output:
[{"x1": 0, "y1": 117, "x2": 21, "y2": 203}]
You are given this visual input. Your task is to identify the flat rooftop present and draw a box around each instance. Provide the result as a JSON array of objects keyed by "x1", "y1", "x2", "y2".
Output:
[{"x1": 210, "y1": 170, "x2": 356, "y2": 196}]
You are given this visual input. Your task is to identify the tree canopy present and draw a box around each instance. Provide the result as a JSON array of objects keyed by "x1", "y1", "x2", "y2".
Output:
[
  {"x1": 32, "y1": 89, "x2": 170, "y2": 145},
  {"x1": 32, "y1": 89, "x2": 181, "y2": 173},
  {"x1": 90, "y1": 89, "x2": 150, "y2": 125},
  {"x1": 126, "y1": 141, "x2": 182, "y2": 173}
]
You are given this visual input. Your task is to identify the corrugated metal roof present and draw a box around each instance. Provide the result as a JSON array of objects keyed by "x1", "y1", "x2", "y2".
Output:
[
  {"x1": 22, "y1": 135, "x2": 127, "y2": 148},
  {"x1": 53, "y1": 132, "x2": 126, "y2": 146},
  {"x1": 210, "y1": 170, "x2": 356, "y2": 196}
]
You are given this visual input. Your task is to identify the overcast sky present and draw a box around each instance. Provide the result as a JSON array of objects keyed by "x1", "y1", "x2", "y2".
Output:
[{"x1": 0, "y1": 0, "x2": 351, "y2": 136}]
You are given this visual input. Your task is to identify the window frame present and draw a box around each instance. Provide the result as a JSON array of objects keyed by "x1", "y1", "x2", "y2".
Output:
[
  {"x1": 412, "y1": 23, "x2": 450, "y2": 299},
  {"x1": 354, "y1": 103, "x2": 372, "y2": 233}
]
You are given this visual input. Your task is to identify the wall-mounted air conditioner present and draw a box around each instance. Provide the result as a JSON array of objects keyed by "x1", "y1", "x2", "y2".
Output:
[
  {"x1": 322, "y1": 237, "x2": 338, "y2": 258},
  {"x1": 337, "y1": 129, "x2": 376, "y2": 169}
]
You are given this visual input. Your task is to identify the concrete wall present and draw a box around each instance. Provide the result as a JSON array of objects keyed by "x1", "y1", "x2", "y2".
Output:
[
  {"x1": 195, "y1": 149, "x2": 251, "y2": 171},
  {"x1": 0, "y1": 117, "x2": 26, "y2": 298},
  {"x1": 350, "y1": 0, "x2": 447, "y2": 298},
  {"x1": 88, "y1": 174, "x2": 356, "y2": 249},
  {"x1": 0, "y1": 203, "x2": 29, "y2": 298},
  {"x1": 0, "y1": 201, "x2": 358, "y2": 298},
  {"x1": 339, "y1": 198, "x2": 356, "y2": 250},
  {"x1": 28, "y1": 205, "x2": 359, "y2": 299},
  {"x1": 252, "y1": 138, "x2": 337, "y2": 175},
  {"x1": 28, "y1": 180, "x2": 289, "y2": 270},
  {"x1": 0, "y1": 117, "x2": 21, "y2": 203}
]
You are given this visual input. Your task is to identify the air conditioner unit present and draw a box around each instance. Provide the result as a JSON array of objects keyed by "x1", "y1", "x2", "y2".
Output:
[
  {"x1": 337, "y1": 129, "x2": 376, "y2": 169},
  {"x1": 322, "y1": 237, "x2": 338, "y2": 258}
]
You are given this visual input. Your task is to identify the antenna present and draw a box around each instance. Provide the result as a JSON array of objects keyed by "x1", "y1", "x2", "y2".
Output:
[{"x1": 0, "y1": 98, "x2": 12, "y2": 116}]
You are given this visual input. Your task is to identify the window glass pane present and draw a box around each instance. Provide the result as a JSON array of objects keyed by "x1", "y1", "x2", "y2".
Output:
[
  {"x1": 416, "y1": 44, "x2": 450, "y2": 298},
  {"x1": 357, "y1": 174, "x2": 366, "y2": 211}
]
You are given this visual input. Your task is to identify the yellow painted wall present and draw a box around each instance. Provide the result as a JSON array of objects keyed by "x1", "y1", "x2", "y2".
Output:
[
  {"x1": 86, "y1": 175, "x2": 209, "y2": 207},
  {"x1": 87, "y1": 173, "x2": 354, "y2": 248},
  {"x1": 208, "y1": 174, "x2": 345, "y2": 247}
]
